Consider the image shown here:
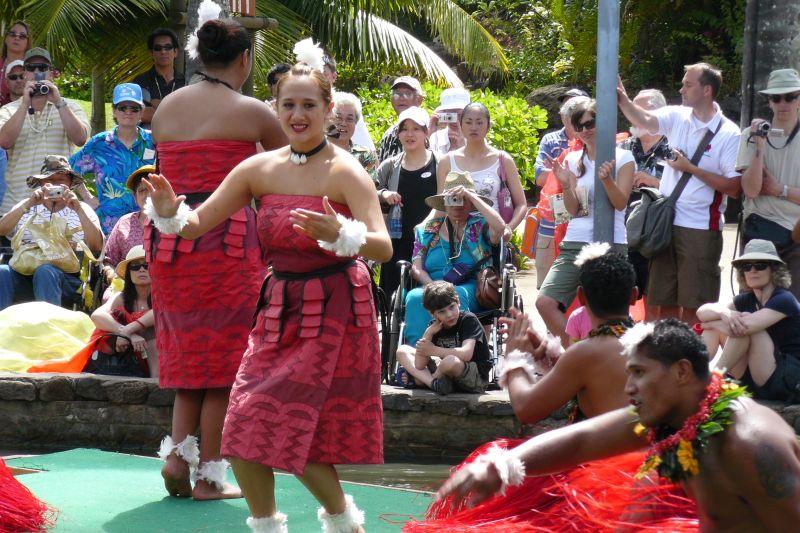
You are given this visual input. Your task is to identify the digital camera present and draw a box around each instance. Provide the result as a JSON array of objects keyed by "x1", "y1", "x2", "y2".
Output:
[
  {"x1": 443, "y1": 194, "x2": 463, "y2": 207},
  {"x1": 753, "y1": 121, "x2": 784, "y2": 138},
  {"x1": 439, "y1": 112, "x2": 458, "y2": 124},
  {"x1": 30, "y1": 71, "x2": 49, "y2": 97},
  {"x1": 652, "y1": 143, "x2": 678, "y2": 162},
  {"x1": 45, "y1": 185, "x2": 67, "y2": 199}
]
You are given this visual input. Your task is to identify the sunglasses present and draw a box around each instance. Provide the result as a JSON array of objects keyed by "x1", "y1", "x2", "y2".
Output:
[
  {"x1": 129, "y1": 262, "x2": 149, "y2": 272},
  {"x1": 24, "y1": 63, "x2": 50, "y2": 73},
  {"x1": 736, "y1": 262, "x2": 771, "y2": 272},
  {"x1": 7, "y1": 31, "x2": 28, "y2": 39},
  {"x1": 6, "y1": 74, "x2": 23, "y2": 81},
  {"x1": 575, "y1": 118, "x2": 596, "y2": 132},
  {"x1": 115, "y1": 104, "x2": 142, "y2": 113},
  {"x1": 152, "y1": 44, "x2": 175, "y2": 52},
  {"x1": 768, "y1": 93, "x2": 800, "y2": 104}
]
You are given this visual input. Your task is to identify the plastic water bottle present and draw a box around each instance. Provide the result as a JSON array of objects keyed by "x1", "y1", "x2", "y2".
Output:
[{"x1": 389, "y1": 204, "x2": 403, "y2": 239}]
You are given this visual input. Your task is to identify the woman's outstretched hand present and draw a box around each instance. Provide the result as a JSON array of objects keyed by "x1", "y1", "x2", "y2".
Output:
[
  {"x1": 142, "y1": 173, "x2": 186, "y2": 218},
  {"x1": 290, "y1": 196, "x2": 342, "y2": 243}
]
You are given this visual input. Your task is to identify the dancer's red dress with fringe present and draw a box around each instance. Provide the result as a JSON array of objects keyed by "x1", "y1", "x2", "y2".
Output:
[
  {"x1": 0, "y1": 458, "x2": 53, "y2": 532},
  {"x1": 221, "y1": 195, "x2": 383, "y2": 474},
  {"x1": 146, "y1": 141, "x2": 265, "y2": 388}
]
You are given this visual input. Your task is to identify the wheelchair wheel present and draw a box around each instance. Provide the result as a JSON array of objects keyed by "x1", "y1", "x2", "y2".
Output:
[{"x1": 386, "y1": 287, "x2": 404, "y2": 385}]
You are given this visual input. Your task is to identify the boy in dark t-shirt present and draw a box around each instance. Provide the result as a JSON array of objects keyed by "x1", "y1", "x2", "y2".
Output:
[{"x1": 395, "y1": 281, "x2": 491, "y2": 395}]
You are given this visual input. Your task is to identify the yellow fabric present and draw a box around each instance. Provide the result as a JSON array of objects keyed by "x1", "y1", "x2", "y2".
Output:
[{"x1": 0, "y1": 302, "x2": 94, "y2": 372}]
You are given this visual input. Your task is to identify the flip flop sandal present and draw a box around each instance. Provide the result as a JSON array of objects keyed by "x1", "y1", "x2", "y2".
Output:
[{"x1": 396, "y1": 366, "x2": 416, "y2": 389}]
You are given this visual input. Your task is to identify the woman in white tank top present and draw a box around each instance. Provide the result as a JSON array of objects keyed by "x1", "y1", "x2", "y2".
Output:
[{"x1": 436, "y1": 103, "x2": 527, "y2": 236}]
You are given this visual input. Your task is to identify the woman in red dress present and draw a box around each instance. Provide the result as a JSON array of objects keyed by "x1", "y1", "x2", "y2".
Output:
[
  {"x1": 145, "y1": 16, "x2": 286, "y2": 500},
  {"x1": 145, "y1": 54, "x2": 392, "y2": 532}
]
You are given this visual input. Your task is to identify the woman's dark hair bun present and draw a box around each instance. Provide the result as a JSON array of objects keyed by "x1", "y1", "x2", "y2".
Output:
[
  {"x1": 196, "y1": 19, "x2": 251, "y2": 67},
  {"x1": 197, "y1": 20, "x2": 226, "y2": 49}
]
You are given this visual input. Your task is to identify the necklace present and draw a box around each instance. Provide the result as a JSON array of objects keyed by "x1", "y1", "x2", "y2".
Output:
[
  {"x1": 587, "y1": 317, "x2": 634, "y2": 338},
  {"x1": 154, "y1": 68, "x2": 177, "y2": 100},
  {"x1": 634, "y1": 371, "x2": 749, "y2": 482},
  {"x1": 197, "y1": 71, "x2": 234, "y2": 91},
  {"x1": 290, "y1": 138, "x2": 327, "y2": 165},
  {"x1": 26, "y1": 103, "x2": 54, "y2": 134}
]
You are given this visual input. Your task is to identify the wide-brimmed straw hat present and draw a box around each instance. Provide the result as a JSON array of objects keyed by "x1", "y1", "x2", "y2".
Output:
[
  {"x1": 425, "y1": 171, "x2": 492, "y2": 211},
  {"x1": 126, "y1": 164, "x2": 156, "y2": 191},
  {"x1": 116, "y1": 245, "x2": 146, "y2": 278},
  {"x1": 759, "y1": 69, "x2": 800, "y2": 95},
  {"x1": 732, "y1": 239, "x2": 785, "y2": 266}
]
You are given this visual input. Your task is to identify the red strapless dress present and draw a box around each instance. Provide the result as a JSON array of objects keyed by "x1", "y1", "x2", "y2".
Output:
[
  {"x1": 145, "y1": 140, "x2": 265, "y2": 389},
  {"x1": 221, "y1": 195, "x2": 383, "y2": 475}
]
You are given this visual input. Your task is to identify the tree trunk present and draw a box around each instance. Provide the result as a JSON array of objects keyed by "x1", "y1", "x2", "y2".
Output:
[
  {"x1": 90, "y1": 67, "x2": 106, "y2": 135},
  {"x1": 184, "y1": 0, "x2": 229, "y2": 83}
]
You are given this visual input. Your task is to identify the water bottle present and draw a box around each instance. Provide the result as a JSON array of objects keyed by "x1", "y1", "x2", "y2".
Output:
[{"x1": 389, "y1": 204, "x2": 403, "y2": 239}]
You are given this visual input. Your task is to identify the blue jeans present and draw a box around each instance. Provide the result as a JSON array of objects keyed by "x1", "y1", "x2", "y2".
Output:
[{"x1": 0, "y1": 264, "x2": 81, "y2": 310}]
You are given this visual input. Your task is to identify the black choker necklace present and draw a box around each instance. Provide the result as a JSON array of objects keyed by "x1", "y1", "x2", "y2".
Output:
[
  {"x1": 197, "y1": 71, "x2": 235, "y2": 91},
  {"x1": 290, "y1": 138, "x2": 327, "y2": 165}
]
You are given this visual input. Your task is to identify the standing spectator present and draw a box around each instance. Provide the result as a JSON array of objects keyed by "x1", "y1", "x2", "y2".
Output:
[
  {"x1": 265, "y1": 62, "x2": 290, "y2": 108},
  {"x1": 132, "y1": 28, "x2": 185, "y2": 129},
  {"x1": 0, "y1": 47, "x2": 90, "y2": 218},
  {"x1": 737, "y1": 68, "x2": 800, "y2": 299},
  {"x1": 69, "y1": 83, "x2": 155, "y2": 233},
  {"x1": 0, "y1": 155, "x2": 102, "y2": 310},
  {"x1": 321, "y1": 53, "x2": 376, "y2": 152},
  {"x1": 330, "y1": 92, "x2": 377, "y2": 174},
  {"x1": 378, "y1": 76, "x2": 425, "y2": 163},
  {"x1": 618, "y1": 88, "x2": 669, "y2": 319},
  {"x1": 0, "y1": 21, "x2": 31, "y2": 107},
  {"x1": 618, "y1": 63, "x2": 741, "y2": 325},
  {"x1": 429, "y1": 88, "x2": 470, "y2": 156},
  {"x1": 3, "y1": 60, "x2": 26, "y2": 103}
]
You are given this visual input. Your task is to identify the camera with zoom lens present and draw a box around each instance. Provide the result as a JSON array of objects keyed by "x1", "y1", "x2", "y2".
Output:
[
  {"x1": 752, "y1": 121, "x2": 784, "y2": 138},
  {"x1": 652, "y1": 143, "x2": 678, "y2": 162},
  {"x1": 30, "y1": 82, "x2": 49, "y2": 97}
]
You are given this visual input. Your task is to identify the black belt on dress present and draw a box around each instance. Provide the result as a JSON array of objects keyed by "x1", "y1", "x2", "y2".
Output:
[
  {"x1": 182, "y1": 192, "x2": 213, "y2": 204},
  {"x1": 272, "y1": 260, "x2": 356, "y2": 280}
]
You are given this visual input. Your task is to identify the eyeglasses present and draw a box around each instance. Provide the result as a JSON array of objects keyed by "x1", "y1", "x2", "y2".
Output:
[
  {"x1": 335, "y1": 114, "x2": 357, "y2": 124},
  {"x1": 24, "y1": 63, "x2": 50, "y2": 72},
  {"x1": 6, "y1": 74, "x2": 23, "y2": 81},
  {"x1": 391, "y1": 90, "x2": 417, "y2": 100},
  {"x1": 736, "y1": 262, "x2": 771, "y2": 272},
  {"x1": 575, "y1": 118, "x2": 596, "y2": 132},
  {"x1": 768, "y1": 93, "x2": 800, "y2": 104},
  {"x1": 152, "y1": 44, "x2": 175, "y2": 52},
  {"x1": 129, "y1": 263, "x2": 149, "y2": 272},
  {"x1": 115, "y1": 105, "x2": 142, "y2": 113},
  {"x1": 6, "y1": 31, "x2": 28, "y2": 40}
]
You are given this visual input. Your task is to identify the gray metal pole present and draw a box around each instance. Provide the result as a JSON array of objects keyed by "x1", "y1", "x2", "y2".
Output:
[{"x1": 593, "y1": 0, "x2": 620, "y2": 243}]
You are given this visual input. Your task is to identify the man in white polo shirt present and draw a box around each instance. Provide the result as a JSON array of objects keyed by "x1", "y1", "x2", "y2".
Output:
[{"x1": 618, "y1": 63, "x2": 741, "y2": 324}]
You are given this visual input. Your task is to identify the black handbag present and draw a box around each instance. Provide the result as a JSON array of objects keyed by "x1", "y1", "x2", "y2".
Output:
[
  {"x1": 743, "y1": 213, "x2": 793, "y2": 251},
  {"x1": 83, "y1": 333, "x2": 148, "y2": 378}
]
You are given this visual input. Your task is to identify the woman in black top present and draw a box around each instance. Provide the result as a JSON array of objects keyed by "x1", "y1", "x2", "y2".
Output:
[
  {"x1": 698, "y1": 239, "x2": 800, "y2": 402},
  {"x1": 375, "y1": 106, "x2": 439, "y2": 298}
]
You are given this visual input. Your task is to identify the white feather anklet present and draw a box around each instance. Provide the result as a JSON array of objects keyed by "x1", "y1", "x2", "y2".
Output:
[
  {"x1": 192, "y1": 459, "x2": 230, "y2": 491},
  {"x1": 157, "y1": 435, "x2": 200, "y2": 468},
  {"x1": 317, "y1": 494, "x2": 365, "y2": 532},
  {"x1": 144, "y1": 197, "x2": 192, "y2": 235},
  {"x1": 317, "y1": 213, "x2": 367, "y2": 257},
  {"x1": 498, "y1": 349, "x2": 540, "y2": 388},
  {"x1": 476, "y1": 444, "x2": 526, "y2": 495},
  {"x1": 247, "y1": 513, "x2": 288, "y2": 533}
]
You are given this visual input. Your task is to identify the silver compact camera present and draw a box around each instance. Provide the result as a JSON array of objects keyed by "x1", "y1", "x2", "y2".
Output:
[
  {"x1": 443, "y1": 194, "x2": 463, "y2": 207},
  {"x1": 439, "y1": 112, "x2": 458, "y2": 124},
  {"x1": 45, "y1": 185, "x2": 67, "y2": 199}
]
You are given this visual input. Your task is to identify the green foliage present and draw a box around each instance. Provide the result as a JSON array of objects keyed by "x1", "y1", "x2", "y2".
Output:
[
  {"x1": 57, "y1": 72, "x2": 92, "y2": 101},
  {"x1": 358, "y1": 81, "x2": 548, "y2": 189}
]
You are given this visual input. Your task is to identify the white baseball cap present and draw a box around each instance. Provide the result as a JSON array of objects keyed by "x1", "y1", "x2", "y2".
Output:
[
  {"x1": 435, "y1": 88, "x2": 470, "y2": 113},
  {"x1": 396, "y1": 106, "x2": 430, "y2": 129},
  {"x1": 4, "y1": 59, "x2": 23, "y2": 76}
]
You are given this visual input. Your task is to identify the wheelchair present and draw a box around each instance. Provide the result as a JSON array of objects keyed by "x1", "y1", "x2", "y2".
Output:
[{"x1": 380, "y1": 238, "x2": 523, "y2": 385}]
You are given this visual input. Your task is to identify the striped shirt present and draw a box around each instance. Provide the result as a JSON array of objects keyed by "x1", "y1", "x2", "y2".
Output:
[
  {"x1": 0, "y1": 98, "x2": 90, "y2": 216},
  {"x1": 13, "y1": 202, "x2": 100, "y2": 249}
]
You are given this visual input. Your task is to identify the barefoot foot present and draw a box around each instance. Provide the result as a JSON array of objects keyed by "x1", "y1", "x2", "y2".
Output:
[
  {"x1": 192, "y1": 479, "x2": 243, "y2": 500},
  {"x1": 161, "y1": 454, "x2": 192, "y2": 497}
]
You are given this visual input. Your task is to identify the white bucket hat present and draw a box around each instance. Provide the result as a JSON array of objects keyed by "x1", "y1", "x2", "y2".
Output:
[
  {"x1": 759, "y1": 69, "x2": 800, "y2": 95},
  {"x1": 435, "y1": 88, "x2": 470, "y2": 113},
  {"x1": 732, "y1": 239, "x2": 785, "y2": 266}
]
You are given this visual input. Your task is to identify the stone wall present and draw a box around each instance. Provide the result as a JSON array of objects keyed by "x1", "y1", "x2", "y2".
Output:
[{"x1": 1, "y1": 373, "x2": 798, "y2": 460}]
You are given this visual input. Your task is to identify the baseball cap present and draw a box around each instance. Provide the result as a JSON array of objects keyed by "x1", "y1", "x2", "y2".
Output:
[
  {"x1": 396, "y1": 106, "x2": 430, "y2": 129},
  {"x1": 24, "y1": 47, "x2": 52, "y2": 64},
  {"x1": 558, "y1": 88, "x2": 589, "y2": 102},
  {"x1": 391, "y1": 76, "x2": 425, "y2": 97},
  {"x1": 435, "y1": 88, "x2": 471, "y2": 113},
  {"x1": 113, "y1": 83, "x2": 144, "y2": 106},
  {"x1": 4, "y1": 59, "x2": 23, "y2": 76}
]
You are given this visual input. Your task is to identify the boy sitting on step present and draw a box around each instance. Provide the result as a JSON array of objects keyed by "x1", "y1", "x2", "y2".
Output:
[{"x1": 396, "y1": 281, "x2": 492, "y2": 395}]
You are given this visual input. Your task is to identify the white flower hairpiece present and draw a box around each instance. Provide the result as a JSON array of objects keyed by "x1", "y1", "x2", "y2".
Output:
[
  {"x1": 187, "y1": 0, "x2": 223, "y2": 60},
  {"x1": 574, "y1": 241, "x2": 612, "y2": 267},
  {"x1": 293, "y1": 38, "x2": 325, "y2": 72},
  {"x1": 620, "y1": 322, "x2": 655, "y2": 358}
]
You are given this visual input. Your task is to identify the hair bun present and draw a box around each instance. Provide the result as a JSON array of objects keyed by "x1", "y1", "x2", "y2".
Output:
[{"x1": 197, "y1": 19, "x2": 225, "y2": 49}]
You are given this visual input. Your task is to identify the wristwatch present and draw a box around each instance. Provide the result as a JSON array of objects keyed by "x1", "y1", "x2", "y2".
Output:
[
  {"x1": 54, "y1": 98, "x2": 68, "y2": 110},
  {"x1": 779, "y1": 185, "x2": 789, "y2": 198}
]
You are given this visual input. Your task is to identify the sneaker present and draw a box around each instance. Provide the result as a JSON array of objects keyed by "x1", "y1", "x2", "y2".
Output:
[
  {"x1": 395, "y1": 367, "x2": 416, "y2": 389},
  {"x1": 431, "y1": 377, "x2": 453, "y2": 396}
]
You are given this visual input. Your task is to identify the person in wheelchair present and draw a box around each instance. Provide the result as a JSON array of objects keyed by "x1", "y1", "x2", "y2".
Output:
[
  {"x1": 0, "y1": 155, "x2": 103, "y2": 310},
  {"x1": 404, "y1": 171, "x2": 506, "y2": 347},
  {"x1": 396, "y1": 281, "x2": 492, "y2": 395}
]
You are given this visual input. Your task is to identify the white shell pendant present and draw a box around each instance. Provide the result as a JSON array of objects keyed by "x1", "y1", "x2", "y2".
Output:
[{"x1": 290, "y1": 152, "x2": 308, "y2": 165}]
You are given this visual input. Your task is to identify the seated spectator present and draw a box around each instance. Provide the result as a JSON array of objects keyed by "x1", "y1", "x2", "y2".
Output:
[
  {"x1": 102, "y1": 164, "x2": 152, "y2": 290},
  {"x1": 429, "y1": 88, "x2": 470, "y2": 156},
  {"x1": 378, "y1": 76, "x2": 425, "y2": 163},
  {"x1": 3, "y1": 59, "x2": 26, "y2": 103},
  {"x1": 70, "y1": 83, "x2": 155, "y2": 233},
  {"x1": 0, "y1": 155, "x2": 102, "y2": 310},
  {"x1": 396, "y1": 280, "x2": 491, "y2": 395},
  {"x1": 404, "y1": 172, "x2": 505, "y2": 346},
  {"x1": 0, "y1": 21, "x2": 31, "y2": 106},
  {"x1": 132, "y1": 28, "x2": 185, "y2": 129},
  {"x1": 330, "y1": 92, "x2": 377, "y2": 175},
  {"x1": 375, "y1": 106, "x2": 439, "y2": 298},
  {"x1": 698, "y1": 239, "x2": 800, "y2": 402},
  {"x1": 265, "y1": 62, "x2": 291, "y2": 108}
]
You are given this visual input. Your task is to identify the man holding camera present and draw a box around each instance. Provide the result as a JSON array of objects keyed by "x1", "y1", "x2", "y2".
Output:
[
  {"x1": 737, "y1": 69, "x2": 800, "y2": 298},
  {"x1": 0, "y1": 47, "x2": 90, "y2": 221},
  {"x1": 618, "y1": 63, "x2": 741, "y2": 325},
  {"x1": 0, "y1": 155, "x2": 102, "y2": 311}
]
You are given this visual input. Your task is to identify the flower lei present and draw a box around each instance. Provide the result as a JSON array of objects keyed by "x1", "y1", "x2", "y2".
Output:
[{"x1": 634, "y1": 371, "x2": 750, "y2": 482}]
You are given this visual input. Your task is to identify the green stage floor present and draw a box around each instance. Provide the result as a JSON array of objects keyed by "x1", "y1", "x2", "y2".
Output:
[{"x1": 8, "y1": 449, "x2": 431, "y2": 532}]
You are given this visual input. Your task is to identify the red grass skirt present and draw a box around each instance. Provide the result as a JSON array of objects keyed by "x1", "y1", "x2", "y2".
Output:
[{"x1": 0, "y1": 459, "x2": 54, "y2": 532}]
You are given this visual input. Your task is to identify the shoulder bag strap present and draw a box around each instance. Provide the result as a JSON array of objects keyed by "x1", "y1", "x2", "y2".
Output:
[
  {"x1": 668, "y1": 122, "x2": 722, "y2": 203},
  {"x1": 497, "y1": 152, "x2": 508, "y2": 184}
]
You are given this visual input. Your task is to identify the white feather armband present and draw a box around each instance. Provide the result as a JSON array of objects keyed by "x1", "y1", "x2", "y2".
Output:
[
  {"x1": 476, "y1": 444, "x2": 526, "y2": 495},
  {"x1": 144, "y1": 197, "x2": 192, "y2": 235},
  {"x1": 498, "y1": 349, "x2": 540, "y2": 388},
  {"x1": 317, "y1": 213, "x2": 367, "y2": 257}
]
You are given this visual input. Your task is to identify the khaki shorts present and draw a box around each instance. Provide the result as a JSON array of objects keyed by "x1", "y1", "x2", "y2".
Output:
[
  {"x1": 534, "y1": 235, "x2": 555, "y2": 289},
  {"x1": 539, "y1": 241, "x2": 628, "y2": 309},
  {"x1": 647, "y1": 226, "x2": 723, "y2": 309},
  {"x1": 438, "y1": 361, "x2": 488, "y2": 393}
]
